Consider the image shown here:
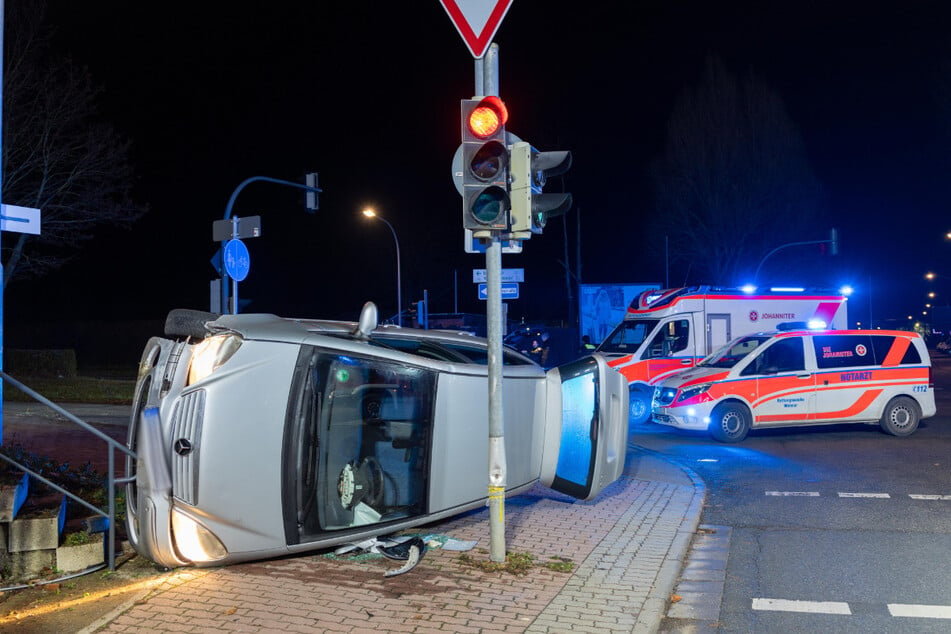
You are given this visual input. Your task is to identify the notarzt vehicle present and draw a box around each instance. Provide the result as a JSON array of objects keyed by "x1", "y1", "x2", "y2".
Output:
[
  {"x1": 651, "y1": 328, "x2": 935, "y2": 442},
  {"x1": 126, "y1": 303, "x2": 627, "y2": 568},
  {"x1": 598, "y1": 286, "x2": 849, "y2": 424}
]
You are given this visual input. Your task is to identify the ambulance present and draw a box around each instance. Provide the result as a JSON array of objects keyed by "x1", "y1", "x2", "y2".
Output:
[
  {"x1": 651, "y1": 328, "x2": 935, "y2": 442},
  {"x1": 596, "y1": 286, "x2": 848, "y2": 423}
]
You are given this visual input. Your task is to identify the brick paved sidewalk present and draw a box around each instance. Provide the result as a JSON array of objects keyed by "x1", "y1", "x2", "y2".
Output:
[{"x1": 91, "y1": 451, "x2": 703, "y2": 634}]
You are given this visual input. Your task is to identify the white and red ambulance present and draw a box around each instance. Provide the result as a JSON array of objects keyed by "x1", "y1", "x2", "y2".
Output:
[
  {"x1": 596, "y1": 286, "x2": 849, "y2": 423},
  {"x1": 651, "y1": 328, "x2": 935, "y2": 442}
]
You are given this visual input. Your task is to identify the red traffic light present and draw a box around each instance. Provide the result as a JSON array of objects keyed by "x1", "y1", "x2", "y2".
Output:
[{"x1": 466, "y1": 96, "x2": 508, "y2": 139}]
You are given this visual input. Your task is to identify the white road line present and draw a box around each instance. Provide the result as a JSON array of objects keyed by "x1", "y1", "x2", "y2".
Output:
[
  {"x1": 909, "y1": 494, "x2": 951, "y2": 501},
  {"x1": 888, "y1": 604, "x2": 951, "y2": 619},
  {"x1": 765, "y1": 491, "x2": 820, "y2": 496},
  {"x1": 838, "y1": 492, "x2": 890, "y2": 498},
  {"x1": 752, "y1": 598, "x2": 851, "y2": 615}
]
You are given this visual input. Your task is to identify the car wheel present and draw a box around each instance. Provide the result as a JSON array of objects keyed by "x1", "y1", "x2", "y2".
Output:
[
  {"x1": 879, "y1": 396, "x2": 920, "y2": 437},
  {"x1": 629, "y1": 386, "x2": 652, "y2": 425},
  {"x1": 164, "y1": 309, "x2": 219, "y2": 339},
  {"x1": 710, "y1": 402, "x2": 751, "y2": 443}
]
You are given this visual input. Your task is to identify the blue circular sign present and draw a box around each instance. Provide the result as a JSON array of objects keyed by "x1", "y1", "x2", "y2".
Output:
[{"x1": 223, "y1": 238, "x2": 251, "y2": 281}]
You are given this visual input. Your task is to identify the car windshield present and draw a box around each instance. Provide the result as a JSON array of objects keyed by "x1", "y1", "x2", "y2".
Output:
[
  {"x1": 699, "y1": 335, "x2": 772, "y2": 368},
  {"x1": 597, "y1": 319, "x2": 660, "y2": 354}
]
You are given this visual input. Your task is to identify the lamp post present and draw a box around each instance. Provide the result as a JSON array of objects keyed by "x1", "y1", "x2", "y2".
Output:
[{"x1": 361, "y1": 208, "x2": 402, "y2": 326}]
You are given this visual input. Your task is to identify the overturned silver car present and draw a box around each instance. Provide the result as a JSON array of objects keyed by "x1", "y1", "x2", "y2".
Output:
[{"x1": 127, "y1": 303, "x2": 628, "y2": 568}]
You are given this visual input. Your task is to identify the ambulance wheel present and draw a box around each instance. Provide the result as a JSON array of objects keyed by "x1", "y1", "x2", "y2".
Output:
[
  {"x1": 710, "y1": 403, "x2": 751, "y2": 443},
  {"x1": 629, "y1": 386, "x2": 652, "y2": 425},
  {"x1": 879, "y1": 396, "x2": 920, "y2": 436}
]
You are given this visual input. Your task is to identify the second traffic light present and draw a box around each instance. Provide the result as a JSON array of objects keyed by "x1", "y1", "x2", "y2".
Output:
[
  {"x1": 461, "y1": 97, "x2": 510, "y2": 234},
  {"x1": 509, "y1": 141, "x2": 573, "y2": 236}
]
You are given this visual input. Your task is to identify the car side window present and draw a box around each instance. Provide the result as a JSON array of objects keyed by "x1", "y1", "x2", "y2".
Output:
[
  {"x1": 813, "y1": 335, "x2": 875, "y2": 369},
  {"x1": 741, "y1": 338, "x2": 804, "y2": 375}
]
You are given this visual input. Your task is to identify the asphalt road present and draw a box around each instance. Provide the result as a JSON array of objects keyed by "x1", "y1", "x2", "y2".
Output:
[{"x1": 635, "y1": 353, "x2": 951, "y2": 632}]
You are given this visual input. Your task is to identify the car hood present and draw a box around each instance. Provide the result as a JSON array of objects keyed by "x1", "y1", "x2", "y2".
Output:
[{"x1": 660, "y1": 366, "x2": 730, "y2": 388}]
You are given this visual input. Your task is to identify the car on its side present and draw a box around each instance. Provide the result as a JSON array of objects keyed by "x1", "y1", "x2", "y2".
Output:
[
  {"x1": 651, "y1": 328, "x2": 935, "y2": 442},
  {"x1": 126, "y1": 302, "x2": 628, "y2": 568}
]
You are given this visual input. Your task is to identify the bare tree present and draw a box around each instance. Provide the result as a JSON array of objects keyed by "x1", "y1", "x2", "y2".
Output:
[
  {"x1": 650, "y1": 55, "x2": 824, "y2": 285},
  {"x1": 2, "y1": 2, "x2": 146, "y2": 285}
]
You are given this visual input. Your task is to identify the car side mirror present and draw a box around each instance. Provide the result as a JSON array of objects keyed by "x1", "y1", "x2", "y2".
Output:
[{"x1": 354, "y1": 301, "x2": 378, "y2": 339}]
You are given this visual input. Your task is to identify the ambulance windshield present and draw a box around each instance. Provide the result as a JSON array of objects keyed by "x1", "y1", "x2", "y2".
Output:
[
  {"x1": 700, "y1": 335, "x2": 772, "y2": 368},
  {"x1": 597, "y1": 319, "x2": 660, "y2": 354}
]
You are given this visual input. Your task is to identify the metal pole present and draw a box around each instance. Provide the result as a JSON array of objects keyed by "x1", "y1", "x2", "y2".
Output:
[
  {"x1": 0, "y1": 0, "x2": 6, "y2": 441},
  {"x1": 378, "y1": 217, "x2": 402, "y2": 327},
  {"x1": 482, "y1": 43, "x2": 507, "y2": 564}
]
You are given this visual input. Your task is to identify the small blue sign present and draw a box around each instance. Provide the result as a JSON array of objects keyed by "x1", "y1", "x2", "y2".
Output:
[
  {"x1": 224, "y1": 239, "x2": 251, "y2": 281},
  {"x1": 478, "y1": 282, "x2": 519, "y2": 300}
]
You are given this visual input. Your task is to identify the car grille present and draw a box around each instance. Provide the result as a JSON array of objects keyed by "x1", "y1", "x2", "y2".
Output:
[
  {"x1": 170, "y1": 389, "x2": 204, "y2": 505},
  {"x1": 654, "y1": 386, "x2": 678, "y2": 406}
]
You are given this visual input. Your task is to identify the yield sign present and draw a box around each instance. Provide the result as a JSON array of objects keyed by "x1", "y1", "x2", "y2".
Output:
[{"x1": 439, "y1": 0, "x2": 514, "y2": 58}]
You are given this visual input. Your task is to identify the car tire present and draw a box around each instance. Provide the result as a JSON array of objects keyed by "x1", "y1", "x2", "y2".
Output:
[
  {"x1": 709, "y1": 402, "x2": 751, "y2": 443},
  {"x1": 165, "y1": 309, "x2": 219, "y2": 339},
  {"x1": 879, "y1": 396, "x2": 920, "y2": 437},
  {"x1": 629, "y1": 386, "x2": 652, "y2": 425}
]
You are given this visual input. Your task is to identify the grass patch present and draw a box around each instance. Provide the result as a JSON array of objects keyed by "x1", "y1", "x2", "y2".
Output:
[
  {"x1": 457, "y1": 550, "x2": 574, "y2": 576},
  {"x1": 2, "y1": 376, "x2": 135, "y2": 405}
]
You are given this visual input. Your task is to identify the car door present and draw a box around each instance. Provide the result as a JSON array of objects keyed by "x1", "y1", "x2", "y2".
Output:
[
  {"x1": 812, "y1": 333, "x2": 879, "y2": 422},
  {"x1": 741, "y1": 336, "x2": 816, "y2": 425},
  {"x1": 539, "y1": 355, "x2": 628, "y2": 501}
]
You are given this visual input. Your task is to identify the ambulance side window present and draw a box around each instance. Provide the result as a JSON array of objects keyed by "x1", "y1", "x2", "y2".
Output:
[{"x1": 647, "y1": 319, "x2": 690, "y2": 358}]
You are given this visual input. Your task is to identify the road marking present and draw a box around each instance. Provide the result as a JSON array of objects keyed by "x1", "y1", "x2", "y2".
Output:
[
  {"x1": 765, "y1": 491, "x2": 820, "y2": 496},
  {"x1": 909, "y1": 494, "x2": 951, "y2": 500},
  {"x1": 838, "y1": 492, "x2": 890, "y2": 498},
  {"x1": 888, "y1": 604, "x2": 951, "y2": 619},
  {"x1": 752, "y1": 598, "x2": 851, "y2": 615}
]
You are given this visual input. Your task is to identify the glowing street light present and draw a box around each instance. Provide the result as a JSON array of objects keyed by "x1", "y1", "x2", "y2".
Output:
[{"x1": 361, "y1": 208, "x2": 402, "y2": 326}]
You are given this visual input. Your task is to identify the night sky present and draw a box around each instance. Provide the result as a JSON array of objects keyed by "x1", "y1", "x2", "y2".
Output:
[{"x1": 7, "y1": 1, "x2": 951, "y2": 335}]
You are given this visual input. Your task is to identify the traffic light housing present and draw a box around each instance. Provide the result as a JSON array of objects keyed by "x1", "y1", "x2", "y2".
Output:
[
  {"x1": 508, "y1": 141, "x2": 573, "y2": 235},
  {"x1": 461, "y1": 97, "x2": 510, "y2": 235}
]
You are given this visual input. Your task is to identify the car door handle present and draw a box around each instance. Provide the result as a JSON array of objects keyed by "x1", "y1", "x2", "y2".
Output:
[{"x1": 681, "y1": 359, "x2": 692, "y2": 365}]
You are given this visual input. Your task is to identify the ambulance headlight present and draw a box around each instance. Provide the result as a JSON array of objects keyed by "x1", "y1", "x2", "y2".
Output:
[
  {"x1": 677, "y1": 383, "x2": 712, "y2": 403},
  {"x1": 187, "y1": 334, "x2": 242, "y2": 385},
  {"x1": 171, "y1": 509, "x2": 227, "y2": 562}
]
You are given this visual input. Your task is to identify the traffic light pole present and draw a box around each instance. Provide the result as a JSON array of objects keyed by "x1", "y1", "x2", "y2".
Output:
[{"x1": 478, "y1": 45, "x2": 508, "y2": 564}]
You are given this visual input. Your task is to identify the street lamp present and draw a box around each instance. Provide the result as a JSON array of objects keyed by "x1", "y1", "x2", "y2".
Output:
[{"x1": 361, "y1": 208, "x2": 402, "y2": 326}]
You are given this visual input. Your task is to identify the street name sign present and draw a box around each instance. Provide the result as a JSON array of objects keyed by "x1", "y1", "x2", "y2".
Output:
[
  {"x1": 473, "y1": 268, "x2": 524, "y2": 283},
  {"x1": 0, "y1": 204, "x2": 41, "y2": 235},
  {"x1": 478, "y1": 282, "x2": 519, "y2": 300},
  {"x1": 439, "y1": 0, "x2": 513, "y2": 58},
  {"x1": 213, "y1": 215, "x2": 262, "y2": 242}
]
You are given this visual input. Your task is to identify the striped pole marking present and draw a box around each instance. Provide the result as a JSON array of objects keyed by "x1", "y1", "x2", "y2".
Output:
[{"x1": 752, "y1": 598, "x2": 851, "y2": 615}]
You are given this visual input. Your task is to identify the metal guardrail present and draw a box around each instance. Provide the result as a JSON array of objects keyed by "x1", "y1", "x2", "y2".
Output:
[{"x1": 0, "y1": 371, "x2": 136, "y2": 571}]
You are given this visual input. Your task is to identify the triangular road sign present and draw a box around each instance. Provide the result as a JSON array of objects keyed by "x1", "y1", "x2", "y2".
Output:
[{"x1": 439, "y1": 0, "x2": 514, "y2": 58}]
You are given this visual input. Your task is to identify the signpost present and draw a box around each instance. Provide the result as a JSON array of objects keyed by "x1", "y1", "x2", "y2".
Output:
[{"x1": 0, "y1": 204, "x2": 41, "y2": 235}]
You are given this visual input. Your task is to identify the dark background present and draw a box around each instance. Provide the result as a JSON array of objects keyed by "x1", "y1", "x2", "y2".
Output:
[{"x1": 7, "y1": 1, "x2": 951, "y2": 362}]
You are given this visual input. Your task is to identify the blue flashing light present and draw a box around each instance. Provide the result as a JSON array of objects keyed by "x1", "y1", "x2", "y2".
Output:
[
  {"x1": 740, "y1": 284, "x2": 757, "y2": 294},
  {"x1": 770, "y1": 287, "x2": 805, "y2": 292},
  {"x1": 839, "y1": 285, "x2": 854, "y2": 296},
  {"x1": 807, "y1": 319, "x2": 828, "y2": 330}
]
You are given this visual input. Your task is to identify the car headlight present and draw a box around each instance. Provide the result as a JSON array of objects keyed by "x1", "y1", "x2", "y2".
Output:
[
  {"x1": 187, "y1": 334, "x2": 242, "y2": 385},
  {"x1": 677, "y1": 382, "x2": 712, "y2": 403},
  {"x1": 171, "y1": 509, "x2": 228, "y2": 562}
]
